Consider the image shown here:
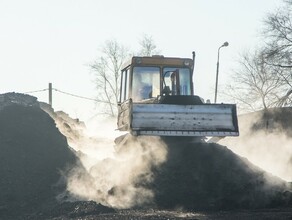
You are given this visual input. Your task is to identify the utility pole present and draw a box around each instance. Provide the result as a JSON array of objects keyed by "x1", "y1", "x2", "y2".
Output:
[{"x1": 49, "y1": 83, "x2": 52, "y2": 107}]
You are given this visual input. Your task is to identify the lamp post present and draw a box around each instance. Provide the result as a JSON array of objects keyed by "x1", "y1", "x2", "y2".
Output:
[{"x1": 214, "y1": 41, "x2": 229, "y2": 103}]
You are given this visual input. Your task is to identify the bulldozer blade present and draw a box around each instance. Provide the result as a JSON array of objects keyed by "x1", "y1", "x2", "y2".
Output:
[{"x1": 118, "y1": 101, "x2": 239, "y2": 137}]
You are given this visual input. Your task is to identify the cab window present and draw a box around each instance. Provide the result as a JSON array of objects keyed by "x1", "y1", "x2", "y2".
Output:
[
  {"x1": 163, "y1": 67, "x2": 192, "y2": 95},
  {"x1": 119, "y1": 67, "x2": 130, "y2": 103},
  {"x1": 132, "y1": 67, "x2": 160, "y2": 101}
]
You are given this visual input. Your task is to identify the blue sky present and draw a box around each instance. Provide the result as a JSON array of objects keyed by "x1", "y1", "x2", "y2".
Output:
[{"x1": 0, "y1": 0, "x2": 281, "y2": 121}]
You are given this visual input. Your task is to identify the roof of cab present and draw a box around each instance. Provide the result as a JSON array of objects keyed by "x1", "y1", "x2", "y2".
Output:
[{"x1": 121, "y1": 55, "x2": 193, "y2": 70}]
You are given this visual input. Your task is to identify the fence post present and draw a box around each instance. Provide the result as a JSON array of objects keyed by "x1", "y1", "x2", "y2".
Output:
[{"x1": 49, "y1": 83, "x2": 52, "y2": 107}]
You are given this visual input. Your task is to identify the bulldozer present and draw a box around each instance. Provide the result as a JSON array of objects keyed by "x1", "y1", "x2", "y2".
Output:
[{"x1": 116, "y1": 52, "x2": 239, "y2": 142}]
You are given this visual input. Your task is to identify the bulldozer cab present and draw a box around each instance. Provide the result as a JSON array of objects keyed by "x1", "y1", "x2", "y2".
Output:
[
  {"x1": 118, "y1": 56, "x2": 194, "y2": 104},
  {"x1": 117, "y1": 55, "x2": 239, "y2": 137}
]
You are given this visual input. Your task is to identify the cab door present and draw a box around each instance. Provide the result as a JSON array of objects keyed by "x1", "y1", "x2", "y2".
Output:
[{"x1": 117, "y1": 67, "x2": 131, "y2": 130}]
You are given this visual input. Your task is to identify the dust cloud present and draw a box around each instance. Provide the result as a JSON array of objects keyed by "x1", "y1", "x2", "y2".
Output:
[
  {"x1": 219, "y1": 109, "x2": 292, "y2": 182},
  {"x1": 46, "y1": 105, "x2": 292, "y2": 211},
  {"x1": 55, "y1": 116, "x2": 168, "y2": 208}
]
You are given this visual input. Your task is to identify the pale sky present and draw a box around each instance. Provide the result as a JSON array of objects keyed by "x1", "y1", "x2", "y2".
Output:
[{"x1": 0, "y1": 0, "x2": 281, "y2": 122}]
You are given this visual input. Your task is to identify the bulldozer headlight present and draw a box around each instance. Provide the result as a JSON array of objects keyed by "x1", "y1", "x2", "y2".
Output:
[
  {"x1": 184, "y1": 60, "x2": 190, "y2": 66},
  {"x1": 135, "y1": 58, "x2": 142, "y2": 64}
]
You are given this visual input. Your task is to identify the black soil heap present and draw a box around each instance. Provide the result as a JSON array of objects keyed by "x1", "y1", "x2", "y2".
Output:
[
  {"x1": 0, "y1": 93, "x2": 114, "y2": 219},
  {"x1": 151, "y1": 139, "x2": 292, "y2": 210},
  {"x1": 251, "y1": 107, "x2": 292, "y2": 136},
  {"x1": 0, "y1": 93, "x2": 77, "y2": 218},
  {"x1": 117, "y1": 135, "x2": 292, "y2": 211}
]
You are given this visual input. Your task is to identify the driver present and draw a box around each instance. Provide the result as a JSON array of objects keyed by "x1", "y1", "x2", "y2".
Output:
[{"x1": 133, "y1": 73, "x2": 152, "y2": 101}]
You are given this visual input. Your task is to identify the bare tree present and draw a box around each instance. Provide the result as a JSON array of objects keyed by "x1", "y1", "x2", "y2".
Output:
[
  {"x1": 138, "y1": 34, "x2": 160, "y2": 56},
  {"x1": 91, "y1": 39, "x2": 129, "y2": 117},
  {"x1": 225, "y1": 1, "x2": 292, "y2": 111},
  {"x1": 91, "y1": 36, "x2": 161, "y2": 117},
  {"x1": 262, "y1": 0, "x2": 292, "y2": 106},
  {"x1": 225, "y1": 50, "x2": 289, "y2": 111},
  {"x1": 263, "y1": 1, "x2": 292, "y2": 68}
]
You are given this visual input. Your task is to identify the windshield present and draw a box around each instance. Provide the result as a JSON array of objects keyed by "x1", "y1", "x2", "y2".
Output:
[
  {"x1": 132, "y1": 67, "x2": 160, "y2": 101},
  {"x1": 163, "y1": 67, "x2": 192, "y2": 95}
]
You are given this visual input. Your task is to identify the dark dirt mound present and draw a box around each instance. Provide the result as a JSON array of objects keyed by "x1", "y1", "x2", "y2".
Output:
[
  {"x1": 0, "y1": 93, "x2": 75, "y2": 218},
  {"x1": 219, "y1": 107, "x2": 292, "y2": 182},
  {"x1": 250, "y1": 107, "x2": 292, "y2": 136},
  {"x1": 117, "y1": 135, "x2": 292, "y2": 211},
  {"x1": 0, "y1": 93, "x2": 115, "y2": 219},
  {"x1": 152, "y1": 140, "x2": 292, "y2": 210},
  {"x1": 40, "y1": 102, "x2": 87, "y2": 148}
]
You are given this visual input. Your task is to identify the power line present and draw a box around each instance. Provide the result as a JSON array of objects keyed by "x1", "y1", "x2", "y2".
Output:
[
  {"x1": 23, "y1": 86, "x2": 115, "y2": 105},
  {"x1": 53, "y1": 88, "x2": 114, "y2": 104},
  {"x1": 24, "y1": 88, "x2": 48, "y2": 94},
  {"x1": 53, "y1": 88, "x2": 98, "y2": 101}
]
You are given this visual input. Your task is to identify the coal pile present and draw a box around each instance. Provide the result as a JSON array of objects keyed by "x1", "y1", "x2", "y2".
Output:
[
  {"x1": 219, "y1": 107, "x2": 292, "y2": 182},
  {"x1": 251, "y1": 107, "x2": 292, "y2": 136},
  {"x1": 117, "y1": 135, "x2": 292, "y2": 211},
  {"x1": 40, "y1": 102, "x2": 87, "y2": 149},
  {"x1": 0, "y1": 93, "x2": 114, "y2": 219},
  {"x1": 151, "y1": 139, "x2": 292, "y2": 210}
]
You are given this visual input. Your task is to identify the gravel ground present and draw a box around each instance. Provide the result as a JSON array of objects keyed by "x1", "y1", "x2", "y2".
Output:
[{"x1": 49, "y1": 207, "x2": 292, "y2": 220}]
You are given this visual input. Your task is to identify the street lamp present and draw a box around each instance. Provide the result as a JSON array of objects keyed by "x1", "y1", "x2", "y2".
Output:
[{"x1": 214, "y1": 41, "x2": 229, "y2": 103}]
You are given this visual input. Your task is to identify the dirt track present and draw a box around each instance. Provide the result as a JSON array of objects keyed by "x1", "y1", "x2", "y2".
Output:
[{"x1": 1, "y1": 93, "x2": 292, "y2": 219}]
